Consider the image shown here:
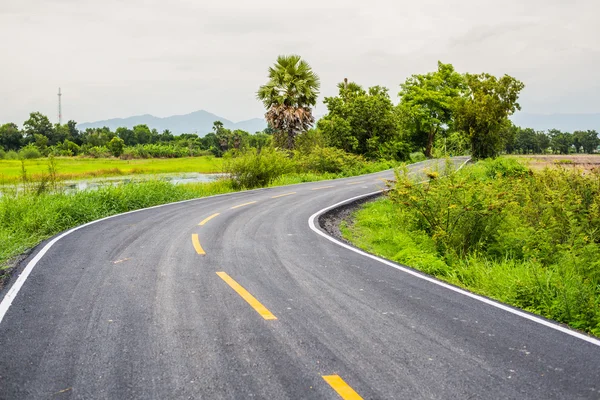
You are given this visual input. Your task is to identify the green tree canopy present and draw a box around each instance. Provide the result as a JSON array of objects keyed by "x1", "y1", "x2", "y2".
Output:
[
  {"x1": 318, "y1": 80, "x2": 405, "y2": 159},
  {"x1": 23, "y1": 112, "x2": 54, "y2": 142},
  {"x1": 257, "y1": 55, "x2": 320, "y2": 149},
  {"x1": 573, "y1": 130, "x2": 599, "y2": 154},
  {"x1": 548, "y1": 129, "x2": 573, "y2": 154},
  {"x1": 454, "y1": 73, "x2": 524, "y2": 158},
  {"x1": 0, "y1": 123, "x2": 23, "y2": 151},
  {"x1": 398, "y1": 62, "x2": 465, "y2": 157}
]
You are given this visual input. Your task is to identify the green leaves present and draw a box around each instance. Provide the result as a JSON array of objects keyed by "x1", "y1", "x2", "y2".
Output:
[
  {"x1": 454, "y1": 73, "x2": 525, "y2": 159},
  {"x1": 318, "y1": 81, "x2": 405, "y2": 160},
  {"x1": 398, "y1": 62, "x2": 465, "y2": 157},
  {"x1": 257, "y1": 55, "x2": 320, "y2": 149}
]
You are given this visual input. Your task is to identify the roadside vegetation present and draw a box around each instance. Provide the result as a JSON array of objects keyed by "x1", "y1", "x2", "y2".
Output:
[
  {"x1": 0, "y1": 156, "x2": 223, "y2": 183},
  {"x1": 342, "y1": 158, "x2": 600, "y2": 337},
  {"x1": 2, "y1": 53, "x2": 599, "y2": 333}
]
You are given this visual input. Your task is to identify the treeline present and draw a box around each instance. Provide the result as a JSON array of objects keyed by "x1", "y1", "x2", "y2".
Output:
[
  {"x1": 259, "y1": 59, "x2": 529, "y2": 160},
  {"x1": 4, "y1": 60, "x2": 599, "y2": 162},
  {"x1": 504, "y1": 126, "x2": 599, "y2": 154},
  {"x1": 0, "y1": 113, "x2": 272, "y2": 159}
]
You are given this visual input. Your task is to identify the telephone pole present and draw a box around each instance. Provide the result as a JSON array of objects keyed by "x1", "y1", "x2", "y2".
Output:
[{"x1": 58, "y1": 87, "x2": 62, "y2": 125}]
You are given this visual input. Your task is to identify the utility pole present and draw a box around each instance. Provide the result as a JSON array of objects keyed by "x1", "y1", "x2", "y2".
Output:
[{"x1": 58, "y1": 87, "x2": 62, "y2": 125}]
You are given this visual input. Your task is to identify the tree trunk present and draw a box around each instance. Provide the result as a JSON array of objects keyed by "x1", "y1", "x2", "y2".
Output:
[
  {"x1": 286, "y1": 128, "x2": 296, "y2": 150},
  {"x1": 425, "y1": 128, "x2": 436, "y2": 158}
]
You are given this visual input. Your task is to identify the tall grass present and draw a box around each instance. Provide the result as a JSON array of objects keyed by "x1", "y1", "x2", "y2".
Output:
[
  {"x1": 0, "y1": 180, "x2": 235, "y2": 278},
  {"x1": 343, "y1": 158, "x2": 600, "y2": 336},
  {"x1": 0, "y1": 156, "x2": 224, "y2": 182}
]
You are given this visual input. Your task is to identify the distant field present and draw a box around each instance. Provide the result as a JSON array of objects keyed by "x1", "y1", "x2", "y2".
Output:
[
  {"x1": 0, "y1": 157, "x2": 224, "y2": 182},
  {"x1": 509, "y1": 154, "x2": 600, "y2": 173}
]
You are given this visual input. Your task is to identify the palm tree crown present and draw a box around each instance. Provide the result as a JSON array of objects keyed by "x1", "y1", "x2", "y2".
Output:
[{"x1": 257, "y1": 55, "x2": 320, "y2": 149}]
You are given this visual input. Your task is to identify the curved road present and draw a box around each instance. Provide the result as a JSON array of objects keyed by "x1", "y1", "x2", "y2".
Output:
[{"x1": 1, "y1": 158, "x2": 599, "y2": 399}]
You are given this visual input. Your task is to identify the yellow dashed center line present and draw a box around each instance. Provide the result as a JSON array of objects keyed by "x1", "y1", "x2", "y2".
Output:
[
  {"x1": 216, "y1": 272, "x2": 277, "y2": 320},
  {"x1": 346, "y1": 181, "x2": 365, "y2": 185},
  {"x1": 271, "y1": 192, "x2": 296, "y2": 199},
  {"x1": 199, "y1": 213, "x2": 220, "y2": 226},
  {"x1": 322, "y1": 375, "x2": 363, "y2": 400},
  {"x1": 230, "y1": 201, "x2": 257, "y2": 209},
  {"x1": 191, "y1": 234, "x2": 206, "y2": 255},
  {"x1": 311, "y1": 186, "x2": 335, "y2": 191}
]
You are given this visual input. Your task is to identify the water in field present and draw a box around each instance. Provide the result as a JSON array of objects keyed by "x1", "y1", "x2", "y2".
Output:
[{"x1": 0, "y1": 172, "x2": 225, "y2": 196}]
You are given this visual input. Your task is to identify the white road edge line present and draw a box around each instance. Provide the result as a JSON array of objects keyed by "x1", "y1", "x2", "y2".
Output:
[
  {"x1": 0, "y1": 157, "x2": 453, "y2": 325},
  {"x1": 307, "y1": 165, "x2": 600, "y2": 348}
]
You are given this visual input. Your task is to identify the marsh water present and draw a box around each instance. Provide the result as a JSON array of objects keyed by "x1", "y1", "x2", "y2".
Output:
[{"x1": 1, "y1": 172, "x2": 224, "y2": 195}]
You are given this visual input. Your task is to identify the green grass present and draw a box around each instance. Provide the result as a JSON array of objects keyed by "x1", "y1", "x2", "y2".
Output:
[
  {"x1": 342, "y1": 160, "x2": 600, "y2": 337},
  {"x1": 0, "y1": 156, "x2": 224, "y2": 183},
  {"x1": 0, "y1": 156, "x2": 397, "y2": 285},
  {"x1": 0, "y1": 179, "x2": 236, "y2": 279}
]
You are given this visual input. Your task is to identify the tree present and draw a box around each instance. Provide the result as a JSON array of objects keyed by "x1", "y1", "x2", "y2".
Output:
[
  {"x1": 454, "y1": 73, "x2": 524, "y2": 158},
  {"x1": 23, "y1": 112, "x2": 54, "y2": 142},
  {"x1": 318, "y1": 80, "x2": 404, "y2": 159},
  {"x1": 548, "y1": 129, "x2": 573, "y2": 154},
  {"x1": 107, "y1": 137, "x2": 125, "y2": 157},
  {"x1": 514, "y1": 127, "x2": 537, "y2": 154},
  {"x1": 66, "y1": 120, "x2": 81, "y2": 144},
  {"x1": 574, "y1": 130, "x2": 599, "y2": 154},
  {"x1": 158, "y1": 129, "x2": 175, "y2": 142},
  {"x1": 133, "y1": 125, "x2": 151, "y2": 144},
  {"x1": 535, "y1": 131, "x2": 550, "y2": 154},
  {"x1": 52, "y1": 123, "x2": 69, "y2": 145},
  {"x1": 116, "y1": 127, "x2": 136, "y2": 146},
  {"x1": 257, "y1": 55, "x2": 320, "y2": 150},
  {"x1": 398, "y1": 62, "x2": 465, "y2": 157},
  {"x1": 0, "y1": 123, "x2": 23, "y2": 151}
]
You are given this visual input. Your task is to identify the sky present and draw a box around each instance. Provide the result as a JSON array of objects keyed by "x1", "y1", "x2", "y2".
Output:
[{"x1": 1, "y1": 0, "x2": 599, "y2": 125}]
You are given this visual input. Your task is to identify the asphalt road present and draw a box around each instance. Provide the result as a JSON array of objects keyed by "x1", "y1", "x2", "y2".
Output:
[{"x1": 1, "y1": 157, "x2": 599, "y2": 399}]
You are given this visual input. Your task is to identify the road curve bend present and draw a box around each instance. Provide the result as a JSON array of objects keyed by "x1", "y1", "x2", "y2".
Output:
[{"x1": 1, "y1": 157, "x2": 599, "y2": 399}]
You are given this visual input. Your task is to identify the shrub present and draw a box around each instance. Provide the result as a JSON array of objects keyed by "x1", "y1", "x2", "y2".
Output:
[
  {"x1": 107, "y1": 137, "x2": 125, "y2": 157},
  {"x1": 410, "y1": 152, "x2": 426, "y2": 163},
  {"x1": 0, "y1": 149, "x2": 5, "y2": 159},
  {"x1": 19, "y1": 144, "x2": 42, "y2": 159},
  {"x1": 224, "y1": 148, "x2": 294, "y2": 189},
  {"x1": 85, "y1": 146, "x2": 111, "y2": 158},
  {"x1": 298, "y1": 146, "x2": 365, "y2": 174},
  {"x1": 378, "y1": 140, "x2": 410, "y2": 161},
  {"x1": 4, "y1": 150, "x2": 19, "y2": 160},
  {"x1": 384, "y1": 159, "x2": 600, "y2": 334}
]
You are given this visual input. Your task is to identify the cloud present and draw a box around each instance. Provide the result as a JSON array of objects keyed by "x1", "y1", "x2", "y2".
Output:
[{"x1": 0, "y1": 0, "x2": 599, "y2": 124}]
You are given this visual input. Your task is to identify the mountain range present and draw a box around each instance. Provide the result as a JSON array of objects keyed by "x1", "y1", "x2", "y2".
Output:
[
  {"x1": 77, "y1": 110, "x2": 267, "y2": 136},
  {"x1": 77, "y1": 110, "x2": 600, "y2": 136}
]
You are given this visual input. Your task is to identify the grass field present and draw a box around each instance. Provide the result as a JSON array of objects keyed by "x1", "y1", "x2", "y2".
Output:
[
  {"x1": 0, "y1": 156, "x2": 224, "y2": 183},
  {"x1": 509, "y1": 154, "x2": 600, "y2": 173}
]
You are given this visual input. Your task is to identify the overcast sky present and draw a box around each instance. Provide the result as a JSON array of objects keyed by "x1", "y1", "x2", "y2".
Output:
[{"x1": 1, "y1": 0, "x2": 598, "y2": 125}]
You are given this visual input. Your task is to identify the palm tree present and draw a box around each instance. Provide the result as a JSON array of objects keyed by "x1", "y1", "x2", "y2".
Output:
[{"x1": 257, "y1": 55, "x2": 320, "y2": 150}]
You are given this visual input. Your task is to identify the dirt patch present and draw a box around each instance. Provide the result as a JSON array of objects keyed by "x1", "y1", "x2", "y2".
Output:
[
  {"x1": 318, "y1": 192, "x2": 385, "y2": 241},
  {"x1": 511, "y1": 155, "x2": 600, "y2": 174}
]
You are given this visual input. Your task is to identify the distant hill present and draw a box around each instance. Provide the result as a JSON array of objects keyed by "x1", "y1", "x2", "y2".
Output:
[
  {"x1": 511, "y1": 112, "x2": 600, "y2": 132},
  {"x1": 77, "y1": 110, "x2": 267, "y2": 136}
]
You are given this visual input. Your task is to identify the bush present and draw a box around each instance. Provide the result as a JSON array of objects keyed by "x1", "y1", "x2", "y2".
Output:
[
  {"x1": 382, "y1": 158, "x2": 600, "y2": 335},
  {"x1": 409, "y1": 152, "x2": 426, "y2": 163},
  {"x1": 378, "y1": 140, "x2": 410, "y2": 161},
  {"x1": 85, "y1": 146, "x2": 111, "y2": 158},
  {"x1": 224, "y1": 148, "x2": 294, "y2": 189},
  {"x1": 0, "y1": 149, "x2": 5, "y2": 159},
  {"x1": 298, "y1": 146, "x2": 365, "y2": 174},
  {"x1": 4, "y1": 150, "x2": 19, "y2": 160},
  {"x1": 120, "y1": 144, "x2": 211, "y2": 159},
  {"x1": 107, "y1": 137, "x2": 125, "y2": 157},
  {"x1": 19, "y1": 144, "x2": 42, "y2": 159}
]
